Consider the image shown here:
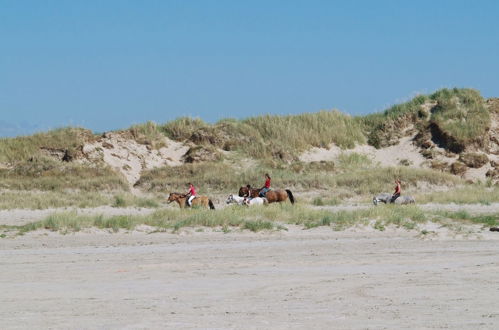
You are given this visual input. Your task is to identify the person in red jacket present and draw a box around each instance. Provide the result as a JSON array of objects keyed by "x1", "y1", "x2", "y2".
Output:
[
  {"x1": 390, "y1": 179, "x2": 401, "y2": 203},
  {"x1": 259, "y1": 173, "x2": 271, "y2": 197},
  {"x1": 186, "y1": 182, "x2": 197, "y2": 207}
]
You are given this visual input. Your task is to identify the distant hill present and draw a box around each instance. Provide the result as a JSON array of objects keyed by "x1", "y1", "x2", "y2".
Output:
[{"x1": 0, "y1": 88, "x2": 497, "y2": 193}]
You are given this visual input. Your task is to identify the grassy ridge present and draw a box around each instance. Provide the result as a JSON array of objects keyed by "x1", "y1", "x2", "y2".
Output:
[
  {"x1": 415, "y1": 185, "x2": 499, "y2": 205},
  {"x1": 5, "y1": 204, "x2": 497, "y2": 236},
  {"x1": 0, "y1": 157, "x2": 129, "y2": 191},
  {"x1": 361, "y1": 88, "x2": 490, "y2": 149},
  {"x1": 429, "y1": 88, "x2": 490, "y2": 148},
  {"x1": 160, "y1": 110, "x2": 366, "y2": 159},
  {"x1": 136, "y1": 161, "x2": 461, "y2": 196},
  {"x1": 0, "y1": 127, "x2": 95, "y2": 163},
  {"x1": 0, "y1": 87, "x2": 492, "y2": 198},
  {"x1": 0, "y1": 88, "x2": 491, "y2": 164},
  {"x1": 0, "y1": 190, "x2": 160, "y2": 210}
]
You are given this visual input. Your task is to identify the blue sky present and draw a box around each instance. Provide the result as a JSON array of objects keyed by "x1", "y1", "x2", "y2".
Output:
[{"x1": 1, "y1": 0, "x2": 498, "y2": 136}]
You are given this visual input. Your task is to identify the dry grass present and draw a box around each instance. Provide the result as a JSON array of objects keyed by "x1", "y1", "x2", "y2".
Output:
[
  {"x1": 0, "y1": 157, "x2": 129, "y2": 191},
  {"x1": 430, "y1": 88, "x2": 490, "y2": 148},
  {"x1": 160, "y1": 111, "x2": 366, "y2": 159},
  {"x1": 0, "y1": 127, "x2": 95, "y2": 163},
  {"x1": 0, "y1": 190, "x2": 160, "y2": 210},
  {"x1": 415, "y1": 185, "x2": 499, "y2": 205},
  {"x1": 8, "y1": 203, "x2": 497, "y2": 236},
  {"x1": 136, "y1": 161, "x2": 461, "y2": 201}
]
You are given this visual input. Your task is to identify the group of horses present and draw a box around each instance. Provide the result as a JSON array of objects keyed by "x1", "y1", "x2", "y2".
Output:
[
  {"x1": 167, "y1": 184, "x2": 414, "y2": 209},
  {"x1": 167, "y1": 185, "x2": 295, "y2": 210}
]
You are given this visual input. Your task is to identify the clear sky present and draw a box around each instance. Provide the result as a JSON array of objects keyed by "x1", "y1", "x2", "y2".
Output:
[{"x1": 1, "y1": 0, "x2": 498, "y2": 136}]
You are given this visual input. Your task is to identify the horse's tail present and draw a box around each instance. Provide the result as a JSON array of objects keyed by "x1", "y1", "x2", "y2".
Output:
[
  {"x1": 285, "y1": 189, "x2": 295, "y2": 204},
  {"x1": 208, "y1": 199, "x2": 215, "y2": 210}
]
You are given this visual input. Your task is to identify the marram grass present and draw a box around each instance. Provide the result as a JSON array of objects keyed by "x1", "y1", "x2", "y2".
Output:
[{"x1": 5, "y1": 203, "x2": 495, "y2": 237}]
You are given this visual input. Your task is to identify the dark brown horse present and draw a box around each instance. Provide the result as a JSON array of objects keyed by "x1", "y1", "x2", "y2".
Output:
[
  {"x1": 167, "y1": 192, "x2": 215, "y2": 209},
  {"x1": 238, "y1": 185, "x2": 294, "y2": 204}
]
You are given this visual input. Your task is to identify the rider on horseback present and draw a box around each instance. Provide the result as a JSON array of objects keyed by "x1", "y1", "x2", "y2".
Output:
[
  {"x1": 259, "y1": 173, "x2": 271, "y2": 198},
  {"x1": 390, "y1": 179, "x2": 401, "y2": 203},
  {"x1": 186, "y1": 182, "x2": 197, "y2": 207}
]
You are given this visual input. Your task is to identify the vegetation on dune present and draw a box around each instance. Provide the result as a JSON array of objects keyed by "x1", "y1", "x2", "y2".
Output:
[
  {"x1": 0, "y1": 157, "x2": 128, "y2": 191},
  {"x1": 429, "y1": 88, "x2": 490, "y2": 151},
  {"x1": 126, "y1": 121, "x2": 168, "y2": 149},
  {"x1": 0, "y1": 87, "x2": 494, "y2": 205},
  {"x1": 136, "y1": 160, "x2": 461, "y2": 196},
  {"x1": 240, "y1": 110, "x2": 365, "y2": 154},
  {"x1": 360, "y1": 88, "x2": 491, "y2": 151},
  {"x1": 360, "y1": 94, "x2": 429, "y2": 148},
  {"x1": 415, "y1": 185, "x2": 499, "y2": 205},
  {"x1": 0, "y1": 89, "x2": 491, "y2": 164},
  {"x1": 6, "y1": 203, "x2": 497, "y2": 236},
  {"x1": 0, "y1": 127, "x2": 95, "y2": 163},
  {"x1": 0, "y1": 190, "x2": 113, "y2": 210},
  {"x1": 160, "y1": 110, "x2": 365, "y2": 159}
]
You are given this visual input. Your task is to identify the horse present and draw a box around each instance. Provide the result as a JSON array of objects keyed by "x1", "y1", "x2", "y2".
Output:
[
  {"x1": 373, "y1": 193, "x2": 415, "y2": 205},
  {"x1": 226, "y1": 194, "x2": 268, "y2": 206},
  {"x1": 167, "y1": 192, "x2": 215, "y2": 209},
  {"x1": 238, "y1": 185, "x2": 295, "y2": 205}
]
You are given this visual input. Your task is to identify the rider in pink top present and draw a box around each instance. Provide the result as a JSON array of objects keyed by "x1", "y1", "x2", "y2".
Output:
[{"x1": 186, "y1": 183, "x2": 197, "y2": 207}]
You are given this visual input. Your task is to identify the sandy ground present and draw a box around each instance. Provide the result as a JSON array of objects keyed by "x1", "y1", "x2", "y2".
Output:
[{"x1": 1, "y1": 226, "x2": 499, "y2": 329}]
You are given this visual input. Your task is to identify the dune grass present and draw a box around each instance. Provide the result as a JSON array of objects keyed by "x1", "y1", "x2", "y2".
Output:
[
  {"x1": 161, "y1": 110, "x2": 365, "y2": 159},
  {"x1": 8, "y1": 204, "x2": 428, "y2": 234},
  {"x1": 415, "y1": 185, "x2": 499, "y2": 205},
  {"x1": 0, "y1": 157, "x2": 129, "y2": 191},
  {"x1": 240, "y1": 110, "x2": 366, "y2": 153},
  {"x1": 432, "y1": 209, "x2": 499, "y2": 227},
  {"x1": 360, "y1": 94, "x2": 429, "y2": 148},
  {"x1": 5, "y1": 203, "x2": 486, "y2": 235},
  {"x1": 0, "y1": 127, "x2": 95, "y2": 163},
  {"x1": 137, "y1": 161, "x2": 461, "y2": 200},
  {"x1": 359, "y1": 88, "x2": 491, "y2": 150},
  {"x1": 126, "y1": 121, "x2": 168, "y2": 149},
  {"x1": 429, "y1": 88, "x2": 490, "y2": 147},
  {"x1": 0, "y1": 190, "x2": 160, "y2": 210},
  {"x1": 5, "y1": 202, "x2": 498, "y2": 237}
]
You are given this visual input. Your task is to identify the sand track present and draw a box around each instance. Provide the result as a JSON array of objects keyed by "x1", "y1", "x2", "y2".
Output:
[{"x1": 1, "y1": 228, "x2": 499, "y2": 329}]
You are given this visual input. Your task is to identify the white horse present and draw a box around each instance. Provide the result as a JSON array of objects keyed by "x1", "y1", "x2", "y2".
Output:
[
  {"x1": 373, "y1": 193, "x2": 415, "y2": 205},
  {"x1": 226, "y1": 194, "x2": 267, "y2": 206}
]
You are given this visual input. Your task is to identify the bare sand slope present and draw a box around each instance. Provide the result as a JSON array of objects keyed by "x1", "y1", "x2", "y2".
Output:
[{"x1": 1, "y1": 229, "x2": 499, "y2": 329}]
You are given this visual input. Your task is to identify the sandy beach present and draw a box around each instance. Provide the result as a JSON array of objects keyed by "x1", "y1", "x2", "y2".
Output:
[{"x1": 1, "y1": 225, "x2": 499, "y2": 329}]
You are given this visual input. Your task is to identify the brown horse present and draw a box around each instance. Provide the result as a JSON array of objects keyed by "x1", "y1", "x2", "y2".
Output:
[
  {"x1": 167, "y1": 192, "x2": 215, "y2": 209},
  {"x1": 238, "y1": 185, "x2": 294, "y2": 204}
]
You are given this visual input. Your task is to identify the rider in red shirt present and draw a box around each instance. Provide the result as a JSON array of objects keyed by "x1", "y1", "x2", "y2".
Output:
[
  {"x1": 259, "y1": 173, "x2": 271, "y2": 197},
  {"x1": 186, "y1": 182, "x2": 197, "y2": 207},
  {"x1": 390, "y1": 179, "x2": 401, "y2": 203}
]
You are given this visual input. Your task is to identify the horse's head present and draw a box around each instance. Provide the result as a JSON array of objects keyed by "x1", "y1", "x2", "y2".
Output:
[
  {"x1": 167, "y1": 193, "x2": 182, "y2": 203},
  {"x1": 238, "y1": 186, "x2": 249, "y2": 197}
]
